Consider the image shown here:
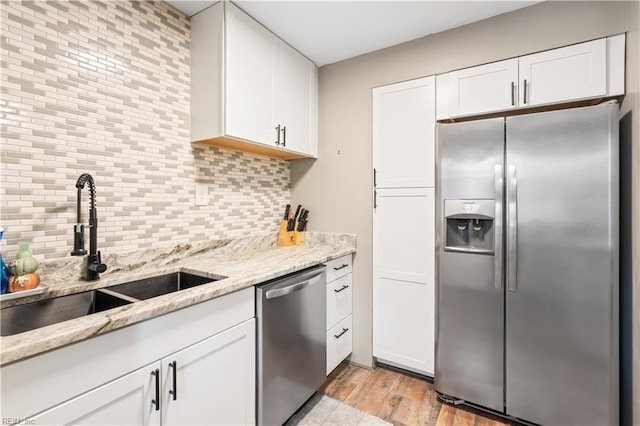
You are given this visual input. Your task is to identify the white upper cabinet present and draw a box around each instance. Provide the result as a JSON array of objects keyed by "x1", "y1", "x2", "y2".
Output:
[
  {"x1": 448, "y1": 59, "x2": 518, "y2": 118},
  {"x1": 191, "y1": 2, "x2": 318, "y2": 159},
  {"x1": 373, "y1": 76, "x2": 436, "y2": 188},
  {"x1": 225, "y1": 3, "x2": 278, "y2": 147},
  {"x1": 518, "y1": 38, "x2": 606, "y2": 107},
  {"x1": 436, "y1": 34, "x2": 625, "y2": 120},
  {"x1": 275, "y1": 40, "x2": 318, "y2": 156}
]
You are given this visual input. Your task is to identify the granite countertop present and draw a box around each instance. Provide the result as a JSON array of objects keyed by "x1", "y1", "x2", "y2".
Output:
[{"x1": 0, "y1": 232, "x2": 356, "y2": 366}]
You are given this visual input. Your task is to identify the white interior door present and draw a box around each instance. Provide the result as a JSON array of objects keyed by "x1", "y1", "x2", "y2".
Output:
[
  {"x1": 373, "y1": 187, "x2": 435, "y2": 375},
  {"x1": 373, "y1": 76, "x2": 435, "y2": 188}
]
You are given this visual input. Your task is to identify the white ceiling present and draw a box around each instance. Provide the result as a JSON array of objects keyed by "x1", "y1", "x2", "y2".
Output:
[{"x1": 167, "y1": 0, "x2": 540, "y2": 66}]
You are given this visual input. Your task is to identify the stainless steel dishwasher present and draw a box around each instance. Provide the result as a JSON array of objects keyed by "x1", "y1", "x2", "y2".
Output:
[{"x1": 256, "y1": 265, "x2": 327, "y2": 426}]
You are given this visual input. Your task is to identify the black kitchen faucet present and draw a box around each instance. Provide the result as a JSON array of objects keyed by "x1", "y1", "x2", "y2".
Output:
[{"x1": 71, "y1": 173, "x2": 107, "y2": 280}]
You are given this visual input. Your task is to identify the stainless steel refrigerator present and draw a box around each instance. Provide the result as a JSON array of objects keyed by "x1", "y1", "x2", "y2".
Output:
[{"x1": 434, "y1": 102, "x2": 619, "y2": 425}]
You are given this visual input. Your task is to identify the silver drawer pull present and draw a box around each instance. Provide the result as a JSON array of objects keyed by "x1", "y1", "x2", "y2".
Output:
[
  {"x1": 333, "y1": 264, "x2": 349, "y2": 271},
  {"x1": 334, "y1": 328, "x2": 349, "y2": 339},
  {"x1": 334, "y1": 284, "x2": 349, "y2": 293}
]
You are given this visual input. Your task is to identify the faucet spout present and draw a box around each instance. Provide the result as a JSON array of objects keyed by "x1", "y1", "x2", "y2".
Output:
[{"x1": 71, "y1": 173, "x2": 107, "y2": 280}]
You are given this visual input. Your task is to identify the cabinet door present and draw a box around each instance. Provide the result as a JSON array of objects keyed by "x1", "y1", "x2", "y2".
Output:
[
  {"x1": 163, "y1": 319, "x2": 255, "y2": 426},
  {"x1": 225, "y1": 3, "x2": 277, "y2": 146},
  {"x1": 373, "y1": 187, "x2": 435, "y2": 375},
  {"x1": 519, "y1": 38, "x2": 606, "y2": 107},
  {"x1": 449, "y1": 58, "x2": 518, "y2": 117},
  {"x1": 373, "y1": 76, "x2": 436, "y2": 188},
  {"x1": 31, "y1": 363, "x2": 161, "y2": 425},
  {"x1": 276, "y1": 40, "x2": 317, "y2": 157}
]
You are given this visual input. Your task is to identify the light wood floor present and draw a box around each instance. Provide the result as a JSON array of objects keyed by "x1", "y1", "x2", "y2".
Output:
[{"x1": 319, "y1": 362, "x2": 510, "y2": 426}]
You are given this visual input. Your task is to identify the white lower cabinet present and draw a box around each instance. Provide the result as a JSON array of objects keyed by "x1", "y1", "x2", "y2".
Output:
[
  {"x1": 32, "y1": 363, "x2": 161, "y2": 425},
  {"x1": 2, "y1": 288, "x2": 255, "y2": 425},
  {"x1": 163, "y1": 320, "x2": 255, "y2": 426},
  {"x1": 324, "y1": 254, "x2": 354, "y2": 375},
  {"x1": 327, "y1": 314, "x2": 353, "y2": 374}
]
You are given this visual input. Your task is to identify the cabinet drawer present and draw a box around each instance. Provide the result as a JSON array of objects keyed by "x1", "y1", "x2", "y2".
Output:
[
  {"x1": 327, "y1": 274, "x2": 353, "y2": 329},
  {"x1": 326, "y1": 314, "x2": 352, "y2": 375},
  {"x1": 325, "y1": 255, "x2": 352, "y2": 283}
]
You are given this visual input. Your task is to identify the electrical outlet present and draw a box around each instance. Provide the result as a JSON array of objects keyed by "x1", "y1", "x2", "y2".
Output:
[{"x1": 195, "y1": 183, "x2": 208, "y2": 206}]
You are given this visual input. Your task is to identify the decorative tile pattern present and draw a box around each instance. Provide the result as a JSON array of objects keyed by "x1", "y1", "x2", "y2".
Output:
[{"x1": 0, "y1": 0, "x2": 290, "y2": 259}]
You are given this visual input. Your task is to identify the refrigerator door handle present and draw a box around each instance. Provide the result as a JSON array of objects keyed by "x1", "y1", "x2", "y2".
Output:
[
  {"x1": 494, "y1": 164, "x2": 503, "y2": 290},
  {"x1": 507, "y1": 165, "x2": 518, "y2": 292}
]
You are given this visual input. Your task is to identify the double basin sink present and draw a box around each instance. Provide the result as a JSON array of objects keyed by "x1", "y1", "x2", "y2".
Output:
[{"x1": 1, "y1": 272, "x2": 222, "y2": 337}]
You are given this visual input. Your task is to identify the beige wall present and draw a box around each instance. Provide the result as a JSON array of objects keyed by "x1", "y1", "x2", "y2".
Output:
[{"x1": 292, "y1": 0, "x2": 631, "y2": 379}]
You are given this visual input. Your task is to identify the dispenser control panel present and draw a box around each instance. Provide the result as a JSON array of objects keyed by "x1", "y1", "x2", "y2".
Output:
[{"x1": 443, "y1": 199, "x2": 495, "y2": 254}]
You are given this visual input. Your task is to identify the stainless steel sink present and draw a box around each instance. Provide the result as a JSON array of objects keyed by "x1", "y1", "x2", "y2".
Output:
[
  {"x1": 1, "y1": 289, "x2": 133, "y2": 337},
  {"x1": 0, "y1": 272, "x2": 220, "y2": 336},
  {"x1": 105, "y1": 272, "x2": 216, "y2": 300}
]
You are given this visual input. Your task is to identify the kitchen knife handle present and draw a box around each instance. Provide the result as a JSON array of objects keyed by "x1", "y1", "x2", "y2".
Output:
[
  {"x1": 510, "y1": 82, "x2": 515, "y2": 106},
  {"x1": 169, "y1": 361, "x2": 177, "y2": 401},
  {"x1": 281, "y1": 126, "x2": 286, "y2": 147},
  {"x1": 293, "y1": 204, "x2": 301, "y2": 222},
  {"x1": 275, "y1": 125, "x2": 281, "y2": 146},
  {"x1": 494, "y1": 165, "x2": 503, "y2": 290},
  {"x1": 506, "y1": 165, "x2": 517, "y2": 293},
  {"x1": 284, "y1": 204, "x2": 291, "y2": 220},
  {"x1": 151, "y1": 369, "x2": 160, "y2": 411}
]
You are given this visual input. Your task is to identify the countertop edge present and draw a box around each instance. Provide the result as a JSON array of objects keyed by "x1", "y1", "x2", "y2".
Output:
[{"x1": 0, "y1": 245, "x2": 356, "y2": 366}]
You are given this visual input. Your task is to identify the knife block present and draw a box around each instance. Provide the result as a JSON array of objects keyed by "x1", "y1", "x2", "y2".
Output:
[
  {"x1": 277, "y1": 220, "x2": 297, "y2": 246},
  {"x1": 295, "y1": 231, "x2": 306, "y2": 245},
  {"x1": 277, "y1": 220, "x2": 306, "y2": 246}
]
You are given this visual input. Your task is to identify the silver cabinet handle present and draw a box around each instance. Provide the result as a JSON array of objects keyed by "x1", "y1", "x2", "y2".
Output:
[
  {"x1": 281, "y1": 126, "x2": 286, "y2": 147},
  {"x1": 523, "y1": 79, "x2": 528, "y2": 105},
  {"x1": 264, "y1": 269, "x2": 324, "y2": 299},
  {"x1": 494, "y1": 165, "x2": 503, "y2": 290},
  {"x1": 334, "y1": 328, "x2": 349, "y2": 339},
  {"x1": 506, "y1": 165, "x2": 518, "y2": 292},
  {"x1": 333, "y1": 264, "x2": 349, "y2": 271},
  {"x1": 334, "y1": 284, "x2": 349, "y2": 293}
]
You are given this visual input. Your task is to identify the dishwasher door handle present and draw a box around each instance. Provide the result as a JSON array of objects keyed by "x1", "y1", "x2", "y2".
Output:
[{"x1": 265, "y1": 273, "x2": 324, "y2": 299}]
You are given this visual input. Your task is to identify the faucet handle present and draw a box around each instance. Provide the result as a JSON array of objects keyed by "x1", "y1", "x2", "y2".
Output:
[{"x1": 88, "y1": 251, "x2": 107, "y2": 274}]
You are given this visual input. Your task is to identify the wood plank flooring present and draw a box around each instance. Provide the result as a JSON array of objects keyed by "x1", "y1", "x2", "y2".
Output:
[{"x1": 319, "y1": 362, "x2": 510, "y2": 426}]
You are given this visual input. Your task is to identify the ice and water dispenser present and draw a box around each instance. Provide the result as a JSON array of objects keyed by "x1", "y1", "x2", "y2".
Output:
[{"x1": 443, "y1": 199, "x2": 495, "y2": 254}]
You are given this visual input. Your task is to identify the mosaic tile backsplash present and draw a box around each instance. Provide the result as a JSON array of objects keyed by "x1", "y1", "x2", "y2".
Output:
[{"x1": 0, "y1": 0, "x2": 290, "y2": 259}]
